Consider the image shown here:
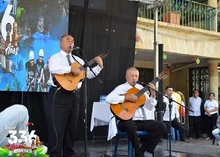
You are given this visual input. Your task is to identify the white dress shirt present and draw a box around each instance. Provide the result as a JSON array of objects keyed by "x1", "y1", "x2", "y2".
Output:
[
  {"x1": 163, "y1": 95, "x2": 179, "y2": 121},
  {"x1": 48, "y1": 50, "x2": 103, "y2": 88},
  {"x1": 188, "y1": 96, "x2": 202, "y2": 116},
  {"x1": 105, "y1": 82, "x2": 157, "y2": 121}
]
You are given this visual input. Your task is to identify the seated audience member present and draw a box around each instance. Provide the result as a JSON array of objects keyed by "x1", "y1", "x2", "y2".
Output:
[{"x1": 163, "y1": 86, "x2": 186, "y2": 141}]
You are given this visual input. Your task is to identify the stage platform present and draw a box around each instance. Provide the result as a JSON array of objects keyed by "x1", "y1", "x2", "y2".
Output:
[{"x1": 73, "y1": 137, "x2": 220, "y2": 157}]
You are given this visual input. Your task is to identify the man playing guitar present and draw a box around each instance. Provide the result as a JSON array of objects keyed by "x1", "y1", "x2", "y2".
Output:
[
  {"x1": 106, "y1": 67, "x2": 166, "y2": 157},
  {"x1": 46, "y1": 34, "x2": 103, "y2": 157}
]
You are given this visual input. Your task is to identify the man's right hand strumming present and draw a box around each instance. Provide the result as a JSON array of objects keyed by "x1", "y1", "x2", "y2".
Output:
[
  {"x1": 125, "y1": 94, "x2": 138, "y2": 103},
  {"x1": 71, "y1": 66, "x2": 80, "y2": 76}
]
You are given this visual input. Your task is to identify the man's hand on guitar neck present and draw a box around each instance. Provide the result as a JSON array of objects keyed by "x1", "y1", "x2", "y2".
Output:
[
  {"x1": 94, "y1": 56, "x2": 103, "y2": 68},
  {"x1": 148, "y1": 82, "x2": 156, "y2": 98},
  {"x1": 71, "y1": 66, "x2": 80, "y2": 76},
  {"x1": 125, "y1": 94, "x2": 138, "y2": 103}
]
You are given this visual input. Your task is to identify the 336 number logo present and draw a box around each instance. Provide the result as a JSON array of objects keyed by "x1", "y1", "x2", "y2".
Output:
[{"x1": 8, "y1": 130, "x2": 37, "y2": 144}]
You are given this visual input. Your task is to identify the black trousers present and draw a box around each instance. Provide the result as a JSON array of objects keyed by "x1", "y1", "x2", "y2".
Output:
[
  {"x1": 46, "y1": 87, "x2": 80, "y2": 157},
  {"x1": 189, "y1": 116, "x2": 201, "y2": 138},
  {"x1": 163, "y1": 118, "x2": 186, "y2": 141},
  {"x1": 205, "y1": 113, "x2": 218, "y2": 139},
  {"x1": 118, "y1": 120, "x2": 166, "y2": 154}
]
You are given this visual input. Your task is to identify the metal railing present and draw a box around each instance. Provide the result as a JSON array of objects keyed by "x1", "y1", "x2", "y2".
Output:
[{"x1": 138, "y1": 0, "x2": 217, "y2": 31}]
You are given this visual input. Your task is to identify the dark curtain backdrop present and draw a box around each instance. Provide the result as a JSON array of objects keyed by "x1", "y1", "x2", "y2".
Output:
[
  {"x1": 69, "y1": 0, "x2": 138, "y2": 140},
  {"x1": 0, "y1": 0, "x2": 138, "y2": 143}
]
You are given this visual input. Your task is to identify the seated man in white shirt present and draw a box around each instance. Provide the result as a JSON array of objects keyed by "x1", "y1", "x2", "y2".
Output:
[
  {"x1": 106, "y1": 67, "x2": 166, "y2": 157},
  {"x1": 163, "y1": 85, "x2": 186, "y2": 141}
]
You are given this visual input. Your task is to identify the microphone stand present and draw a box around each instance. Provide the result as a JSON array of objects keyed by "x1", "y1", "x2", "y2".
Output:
[
  {"x1": 167, "y1": 97, "x2": 174, "y2": 157},
  {"x1": 144, "y1": 84, "x2": 193, "y2": 157},
  {"x1": 71, "y1": 48, "x2": 103, "y2": 156}
]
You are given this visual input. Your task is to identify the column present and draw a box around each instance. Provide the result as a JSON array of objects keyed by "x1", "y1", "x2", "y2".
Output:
[
  {"x1": 207, "y1": 59, "x2": 219, "y2": 103},
  {"x1": 208, "y1": 0, "x2": 217, "y2": 31},
  {"x1": 208, "y1": 0, "x2": 218, "y2": 7}
]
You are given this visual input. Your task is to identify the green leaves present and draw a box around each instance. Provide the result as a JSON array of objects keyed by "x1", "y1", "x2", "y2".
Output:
[
  {"x1": 0, "y1": 146, "x2": 49, "y2": 157},
  {"x1": 0, "y1": 147, "x2": 9, "y2": 157}
]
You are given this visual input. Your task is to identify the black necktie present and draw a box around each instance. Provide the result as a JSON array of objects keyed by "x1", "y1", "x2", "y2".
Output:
[{"x1": 66, "y1": 55, "x2": 72, "y2": 66}]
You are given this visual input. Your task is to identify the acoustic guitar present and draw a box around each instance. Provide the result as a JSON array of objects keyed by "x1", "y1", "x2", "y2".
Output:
[
  {"x1": 110, "y1": 71, "x2": 168, "y2": 120},
  {"x1": 54, "y1": 51, "x2": 109, "y2": 91}
]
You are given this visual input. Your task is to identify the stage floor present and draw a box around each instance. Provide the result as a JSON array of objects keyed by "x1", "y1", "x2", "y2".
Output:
[{"x1": 73, "y1": 137, "x2": 220, "y2": 157}]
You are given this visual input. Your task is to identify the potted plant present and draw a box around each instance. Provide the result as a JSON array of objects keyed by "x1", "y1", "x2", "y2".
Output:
[
  {"x1": 163, "y1": 12, "x2": 181, "y2": 24},
  {"x1": 162, "y1": 0, "x2": 181, "y2": 24}
]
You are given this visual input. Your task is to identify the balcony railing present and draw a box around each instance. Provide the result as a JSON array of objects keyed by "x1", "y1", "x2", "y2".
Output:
[{"x1": 138, "y1": 0, "x2": 217, "y2": 31}]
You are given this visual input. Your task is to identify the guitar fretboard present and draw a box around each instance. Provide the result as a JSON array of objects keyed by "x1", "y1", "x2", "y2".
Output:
[
  {"x1": 136, "y1": 86, "x2": 149, "y2": 98},
  {"x1": 79, "y1": 51, "x2": 108, "y2": 71},
  {"x1": 135, "y1": 76, "x2": 163, "y2": 98}
]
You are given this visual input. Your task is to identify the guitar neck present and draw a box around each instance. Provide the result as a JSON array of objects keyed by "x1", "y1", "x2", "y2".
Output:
[
  {"x1": 135, "y1": 76, "x2": 162, "y2": 98},
  {"x1": 151, "y1": 77, "x2": 160, "y2": 85},
  {"x1": 79, "y1": 59, "x2": 94, "y2": 71},
  {"x1": 78, "y1": 51, "x2": 109, "y2": 71},
  {"x1": 136, "y1": 86, "x2": 149, "y2": 98}
]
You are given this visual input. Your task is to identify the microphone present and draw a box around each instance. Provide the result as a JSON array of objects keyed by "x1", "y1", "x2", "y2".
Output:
[
  {"x1": 70, "y1": 46, "x2": 80, "y2": 51},
  {"x1": 73, "y1": 46, "x2": 80, "y2": 50},
  {"x1": 135, "y1": 80, "x2": 147, "y2": 87}
]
